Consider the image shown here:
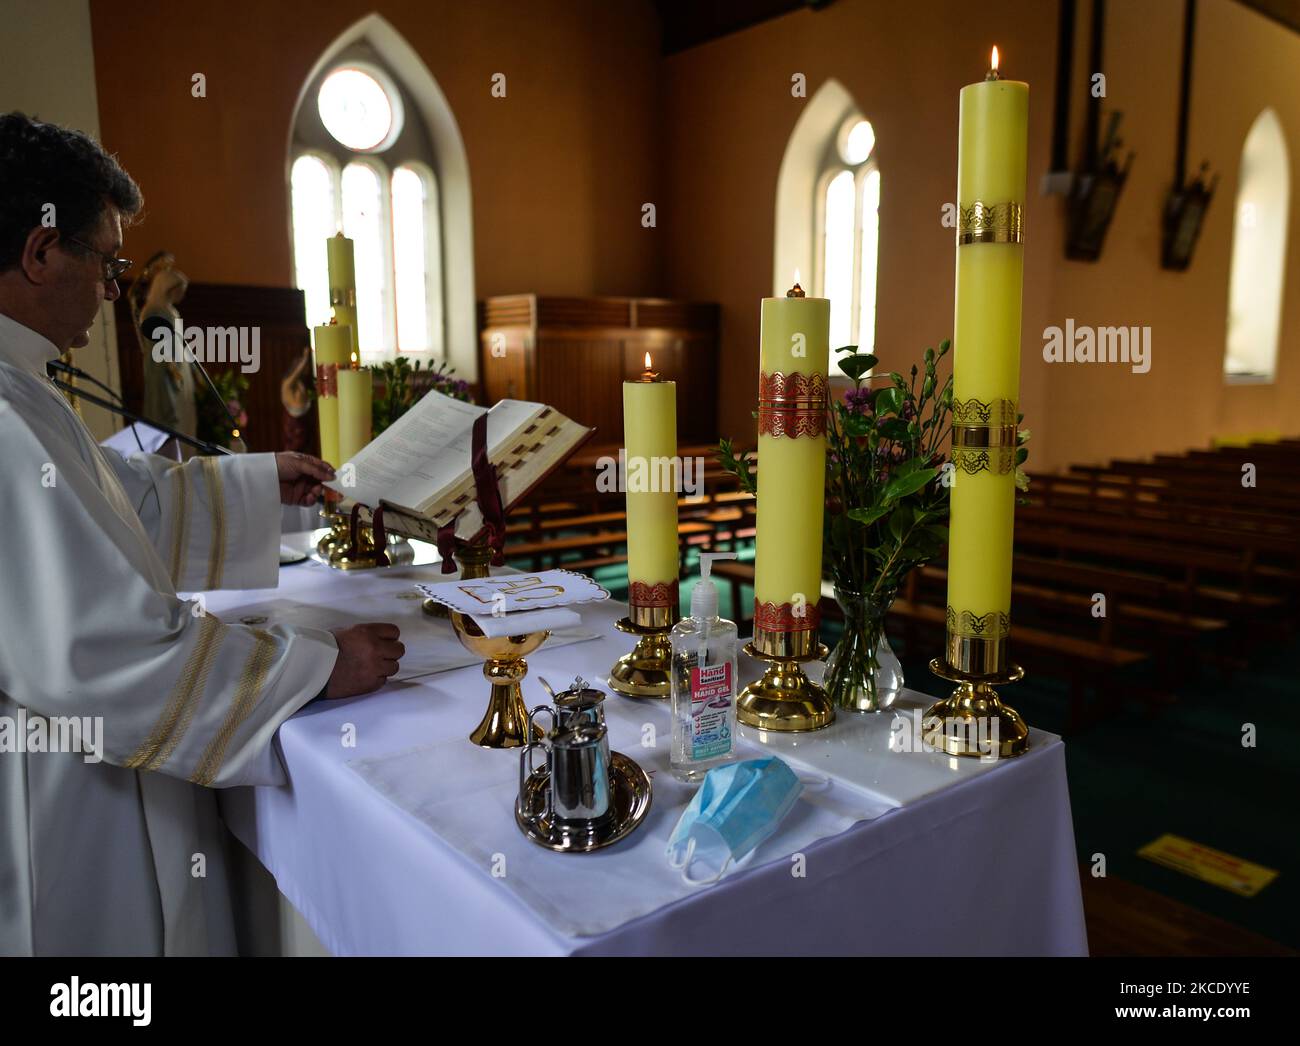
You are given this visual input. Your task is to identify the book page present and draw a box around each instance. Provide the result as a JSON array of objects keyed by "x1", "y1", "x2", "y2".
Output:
[{"x1": 324, "y1": 391, "x2": 485, "y2": 508}]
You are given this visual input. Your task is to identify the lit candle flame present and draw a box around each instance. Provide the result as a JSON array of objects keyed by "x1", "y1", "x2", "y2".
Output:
[
  {"x1": 991, "y1": 45, "x2": 999, "y2": 73},
  {"x1": 793, "y1": 267, "x2": 801, "y2": 286},
  {"x1": 644, "y1": 351, "x2": 652, "y2": 370},
  {"x1": 350, "y1": 351, "x2": 359, "y2": 369}
]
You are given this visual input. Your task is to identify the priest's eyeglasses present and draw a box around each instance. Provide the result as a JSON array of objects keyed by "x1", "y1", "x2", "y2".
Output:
[{"x1": 63, "y1": 236, "x2": 133, "y2": 283}]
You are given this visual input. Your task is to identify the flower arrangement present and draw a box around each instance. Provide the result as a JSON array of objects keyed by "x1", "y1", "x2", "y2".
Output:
[
  {"x1": 719, "y1": 338, "x2": 1029, "y2": 710},
  {"x1": 369, "y1": 357, "x2": 472, "y2": 435}
]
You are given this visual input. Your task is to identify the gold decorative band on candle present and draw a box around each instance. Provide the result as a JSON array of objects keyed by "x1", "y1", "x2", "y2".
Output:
[
  {"x1": 329, "y1": 287, "x2": 358, "y2": 308},
  {"x1": 951, "y1": 396, "x2": 1017, "y2": 475},
  {"x1": 757, "y1": 370, "x2": 828, "y2": 439},
  {"x1": 752, "y1": 600, "x2": 822, "y2": 662},
  {"x1": 628, "y1": 579, "x2": 679, "y2": 629},
  {"x1": 315, "y1": 362, "x2": 339, "y2": 398},
  {"x1": 946, "y1": 606, "x2": 1010, "y2": 675},
  {"x1": 956, "y1": 201, "x2": 1024, "y2": 246}
]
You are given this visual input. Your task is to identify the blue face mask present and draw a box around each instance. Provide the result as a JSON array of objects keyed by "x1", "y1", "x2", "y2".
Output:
[{"x1": 666, "y1": 757, "x2": 803, "y2": 885}]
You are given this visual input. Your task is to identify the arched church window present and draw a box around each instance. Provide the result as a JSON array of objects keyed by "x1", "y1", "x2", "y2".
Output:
[
  {"x1": 1224, "y1": 108, "x2": 1289, "y2": 383},
  {"x1": 291, "y1": 59, "x2": 443, "y2": 361}
]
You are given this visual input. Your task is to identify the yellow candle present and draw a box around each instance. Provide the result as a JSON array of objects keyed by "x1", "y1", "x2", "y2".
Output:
[
  {"x1": 337, "y1": 353, "x2": 373, "y2": 465},
  {"x1": 623, "y1": 354, "x2": 679, "y2": 611},
  {"x1": 945, "y1": 48, "x2": 1028, "y2": 673},
  {"x1": 327, "y1": 233, "x2": 359, "y2": 357},
  {"x1": 313, "y1": 321, "x2": 350, "y2": 468},
  {"x1": 754, "y1": 285, "x2": 829, "y2": 639}
]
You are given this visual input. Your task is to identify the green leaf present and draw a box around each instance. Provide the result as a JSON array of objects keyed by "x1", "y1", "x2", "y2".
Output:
[
  {"x1": 843, "y1": 413, "x2": 872, "y2": 437},
  {"x1": 887, "y1": 505, "x2": 913, "y2": 544},
  {"x1": 875, "y1": 387, "x2": 902, "y2": 415},
  {"x1": 890, "y1": 456, "x2": 925, "y2": 479},
  {"x1": 838, "y1": 355, "x2": 874, "y2": 381},
  {"x1": 883, "y1": 467, "x2": 937, "y2": 501},
  {"x1": 877, "y1": 417, "x2": 911, "y2": 441},
  {"x1": 847, "y1": 505, "x2": 891, "y2": 527}
]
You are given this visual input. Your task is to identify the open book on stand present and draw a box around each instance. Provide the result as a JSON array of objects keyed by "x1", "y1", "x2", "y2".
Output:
[{"x1": 322, "y1": 391, "x2": 595, "y2": 546}]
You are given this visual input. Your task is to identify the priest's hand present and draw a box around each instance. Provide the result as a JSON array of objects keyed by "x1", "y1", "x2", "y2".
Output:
[
  {"x1": 325, "y1": 623, "x2": 404, "y2": 698},
  {"x1": 276, "y1": 451, "x2": 335, "y2": 506}
]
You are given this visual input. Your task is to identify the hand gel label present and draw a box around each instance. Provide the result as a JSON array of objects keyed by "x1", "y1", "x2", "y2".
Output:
[{"x1": 689, "y1": 662, "x2": 733, "y2": 760}]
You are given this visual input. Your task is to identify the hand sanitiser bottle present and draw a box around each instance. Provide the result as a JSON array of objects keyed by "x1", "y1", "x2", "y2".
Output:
[{"x1": 670, "y1": 552, "x2": 740, "y2": 783}]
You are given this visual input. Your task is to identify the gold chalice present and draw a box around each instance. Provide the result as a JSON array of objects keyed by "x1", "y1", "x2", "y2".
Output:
[{"x1": 451, "y1": 613, "x2": 550, "y2": 749}]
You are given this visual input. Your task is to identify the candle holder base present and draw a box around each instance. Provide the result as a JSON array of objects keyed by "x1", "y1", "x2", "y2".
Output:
[
  {"x1": 608, "y1": 617, "x2": 673, "y2": 699},
  {"x1": 315, "y1": 511, "x2": 351, "y2": 560},
  {"x1": 737, "y1": 640, "x2": 833, "y2": 732},
  {"x1": 925, "y1": 658, "x2": 1029, "y2": 758}
]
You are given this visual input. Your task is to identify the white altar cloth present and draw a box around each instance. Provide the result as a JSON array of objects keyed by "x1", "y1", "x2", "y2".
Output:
[{"x1": 213, "y1": 537, "x2": 1088, "y2": 956}]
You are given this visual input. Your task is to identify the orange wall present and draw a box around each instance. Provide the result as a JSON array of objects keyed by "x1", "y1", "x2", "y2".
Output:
[
  {"x1": 660, "y1": 0, "x2": 1300, "y2": 469},
  {"x1": 88, "y1": 0, "x2": 663, "y2": 299},
  {"x1": 660, "y1": 0, "x2": 1057, "y2": 459},
  {"x1": 87, "y1": 0, "x2": 1300, "y2": 470}
]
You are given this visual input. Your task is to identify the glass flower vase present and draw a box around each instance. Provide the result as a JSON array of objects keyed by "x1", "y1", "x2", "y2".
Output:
[{"x1": 824, "y1": 585, "x2": 903, "y2": 712}]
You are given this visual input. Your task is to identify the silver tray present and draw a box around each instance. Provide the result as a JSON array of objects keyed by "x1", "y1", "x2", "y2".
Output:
[{"x1": 515, "y1": 750, "x2": 652, "y2": 853}]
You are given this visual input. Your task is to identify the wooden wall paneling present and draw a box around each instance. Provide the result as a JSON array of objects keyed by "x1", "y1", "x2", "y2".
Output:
[
  {"x1": 536, "y1": 332, "x2": 622, "y2": 443},
  {"x1": 478, "y1": 294, "x2": 720, "y2": 448}
]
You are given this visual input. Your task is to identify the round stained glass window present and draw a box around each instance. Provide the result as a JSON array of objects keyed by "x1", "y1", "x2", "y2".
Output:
[
  {"x1": 318, "y1": 67, "x2": 402, "y2": 152},
  {"x1": 840, "y1": 119, "x2": 876, "y2": 165}
]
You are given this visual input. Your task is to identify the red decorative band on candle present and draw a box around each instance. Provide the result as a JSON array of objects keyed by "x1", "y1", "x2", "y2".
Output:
[
  {"x1": 629, "y1": 579, "x2": 679, "y2": 609},
  {"x1": 753, "y1": 598, "x2": 821, "y2": 632},
  {"x1": 316, "y1": 363, "x2": 339, "y2": 398},
  {"x1": 757, "y1": 370, "x2": 828, "y2": 438}
]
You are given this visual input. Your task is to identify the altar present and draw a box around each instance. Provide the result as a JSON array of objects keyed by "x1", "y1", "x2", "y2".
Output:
[{"x1": 211, "y1": 534, "x2": 1087, "y2": 957}]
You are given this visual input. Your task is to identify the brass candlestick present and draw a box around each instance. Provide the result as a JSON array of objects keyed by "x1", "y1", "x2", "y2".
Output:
[
  {"x1": 925, "y1": 622, "x2": 1029, "y2": 758},
  {"x1": 316, "y1": 507, "x2": 351, "y2": 559},
  {"x1": 330, "y1": 505, "x2": 387, "y2": 570},
  {"x1": 608, "y1": 583, "x2": 678, "y2": 699},
  {"x1": 737, "y1": 615, "x2": 833, "y2": 732}
]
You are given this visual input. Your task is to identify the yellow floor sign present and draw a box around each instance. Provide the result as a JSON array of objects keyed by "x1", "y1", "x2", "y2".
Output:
[{"x1": 1138, "y1": 833, "x2": 1278, "y2": 897}]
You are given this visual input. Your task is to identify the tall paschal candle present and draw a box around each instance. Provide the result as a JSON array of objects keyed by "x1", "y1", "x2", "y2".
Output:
[
  {"x1": 753, "y1": 283, "x2": 829, "y2": 648},
  {"x1": 945, "y1": 47, "x2": 1028, "y2": 674}
]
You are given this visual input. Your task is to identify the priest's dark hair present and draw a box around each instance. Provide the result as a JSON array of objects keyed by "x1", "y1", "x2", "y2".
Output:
[{"x1": 0, "y1": 111, "x2": 143, "y2": 272}]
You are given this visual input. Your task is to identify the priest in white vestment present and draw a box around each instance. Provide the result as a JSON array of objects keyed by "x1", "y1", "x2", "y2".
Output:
[{"x1": 0, "y1": 112, "x2": 404, "y2": 956}]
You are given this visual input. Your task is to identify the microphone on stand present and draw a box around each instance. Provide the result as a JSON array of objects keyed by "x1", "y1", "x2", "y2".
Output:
[
  {"x1": 46, "y1": 358, "x2": 233, "y2": 456},
  {"x1": 172, "y1": 331, "x2": 249, "y2": 454}
]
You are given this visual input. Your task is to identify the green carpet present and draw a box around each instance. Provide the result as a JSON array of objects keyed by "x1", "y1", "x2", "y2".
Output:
[{"x1": 896, "y1": 630, "x2": 1299, "y2": 950}]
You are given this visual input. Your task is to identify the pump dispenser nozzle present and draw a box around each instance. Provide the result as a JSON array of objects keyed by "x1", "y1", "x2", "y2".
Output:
[{"x1": 692, "y1": 551, "x2": 737, "y2": 620}]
